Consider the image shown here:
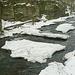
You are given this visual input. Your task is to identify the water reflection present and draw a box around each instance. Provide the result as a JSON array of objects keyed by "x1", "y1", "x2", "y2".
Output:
[{"x1": 0, "y1": 0, "x2": 75, "y2": 22}]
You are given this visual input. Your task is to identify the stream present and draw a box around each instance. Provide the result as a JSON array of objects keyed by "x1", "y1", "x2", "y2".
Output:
[{"x1": 0, "y1": 16, "x2": 75, "y2": 75}]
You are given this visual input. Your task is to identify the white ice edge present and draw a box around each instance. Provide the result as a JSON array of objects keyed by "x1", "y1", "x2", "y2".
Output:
[
  {"x1": 2, "y1": 39, "x2": 66, "y2": 63},
  {"x1": 39, "y1": 50, "x2": 75, "y2": 75},
  {"x1": 21, "y1": 29, "x2": 70, "y2": 39}
]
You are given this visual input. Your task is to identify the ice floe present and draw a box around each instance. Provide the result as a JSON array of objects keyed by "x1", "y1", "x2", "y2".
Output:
[
  {"x1": 56, "y1": 23, "x2": 75, "y2": 33},
  {"x1": 21, "y1": 29, "x2": 70, "y2": 39},
  {"x1": 2, "y1": 39, "x2": 65, "y2": 63},
  {"x1": 39, "y1": 50, "x2": 75, "y2": 75}
]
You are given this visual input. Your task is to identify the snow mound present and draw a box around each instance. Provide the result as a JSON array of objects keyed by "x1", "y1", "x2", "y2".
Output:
[
  {"x1": 2, "y1": 39, "x2": 65, "y2": 63},
  {"x1": 64, "y1": 56, "x2": 75, "y2": 75},
  {"x1": 39, "y1": 62, "x2": 66, "y2": 75},
  {"x1": 14, "y1": 3, "x2": 26, "y2": 6},
  {"x1": 64, "y1": 50, "x2": 75, "y2": 60},
  {"x1": 64, "y1": 50, "x2": 75, "y2": 66},
  {"x1": 56, "y1": 23, "x2": 75, "y2": 33},
  {"x1": 39, "y1": 50, "x2": 75, "y2": 75},
  {"x1": 64, "y1": 50, "x2": 75, "y2": 75}
]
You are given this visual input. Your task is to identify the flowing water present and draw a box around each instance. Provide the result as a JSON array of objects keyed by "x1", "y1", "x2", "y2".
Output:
[
  {"x1": 0, "y1": 0, "x2": 75, "y2": 75},
  {"x1": 0, "y1": 16, "x2": 75, "y2": 75}
]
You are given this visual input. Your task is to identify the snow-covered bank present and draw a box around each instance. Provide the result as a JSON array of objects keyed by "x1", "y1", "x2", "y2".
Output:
[
  {"x1": 0, "y1": 26, "x2": 70, "y2": 39},
  {"x1": 2, "y1": 20, "x2": 25, "y2": 29},
  {"x1": 39, "y1": 50, "x2": 75, "y2": 75},
  {"x1": 2, "y1": 15, "x2": 75, "y2": 30},
  {"x1": 2, "y1": 14, "x2": 69, "y2": 29},
  {"x1": 1, "y1": 15, "x2": 72, "y2": 39},
  {"x1": 64, "y1": 50, "x2": 75, "y2": 60},
  {"x1": 2, "y1": 39, "x2": 65, "y2": 63},
  {"x1": 39, "y1": 62, "x2": 66, "y2": 75},
  {"x1": 64, "y1": 50, "x2": 75, "y2": 65},
  {"x1": 56, "y1": 23, "x2": 75, "y2": 33}
]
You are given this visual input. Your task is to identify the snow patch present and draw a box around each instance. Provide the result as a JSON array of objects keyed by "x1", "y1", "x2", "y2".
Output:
[
  {"x1": 26, "y1": 3, "x2": 31, "y2": 6},
  {"x1": 2, "y1": 27, "x2": 70, "y2": 39},
  {"x1": 2, "y1": 39, "x2": 65, "y2": 63},
  {"x1": 39, "y1": 50, "x2": 75, "y2": 75},
  {"x1": 2, "y1": 19, "x2": 24, "y2": 29},
  {"x1": 14, "y1": 3, "x2": 26, "y2": 6},
  {"x1": 64, "y1": 50, "x2": 75, "y2": 75},
  {"x1": 56, "y1": 23, "x2": 75, "y2": 33},
  {"x1": 65, "y1": 6, "x2": 71, "y2": 15},
  {"x1": 39, "y1": 62, "x2": 66, "y2": 75}
]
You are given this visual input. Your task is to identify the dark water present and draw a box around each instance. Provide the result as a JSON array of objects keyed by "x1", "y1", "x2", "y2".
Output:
[
  {"x1": 0, "y1": 16, "x2": 75, "y2": 75},
  {"x1": 0, "y1": 0, "x2": 75, "y2": 75}
]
